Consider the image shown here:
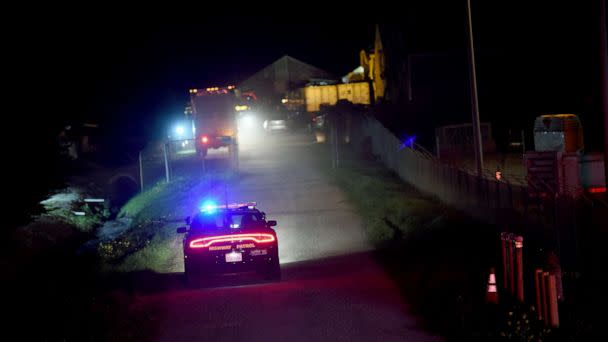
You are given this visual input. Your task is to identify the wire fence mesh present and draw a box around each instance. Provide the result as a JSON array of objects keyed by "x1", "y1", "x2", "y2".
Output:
[
  {"x1": 139, "y1": 139, "x2": 201, "y2": 191},
  {"x1": 333, "y1": 112, "x2": 607, "y2": 272},
  {"x1": 139, "y1": 138, "x2": 239, "y2": 191}
]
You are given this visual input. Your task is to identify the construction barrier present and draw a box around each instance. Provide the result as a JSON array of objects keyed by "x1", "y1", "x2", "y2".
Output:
[
  {"x1": 486, "y1": 267, "x2": 499, "y2": 304},
  {"x1": 535, "y1": 269, "x2": 560, "y2": 327},
  {"x1": 514, "y1": 235, "x2": 524, "y2": 302},
  {"x1": 501, "y1": 233, "x2": 524, "y2": 301},
  {"x1": 501, "y1": 232, "x2": 560, "y2": 328}
]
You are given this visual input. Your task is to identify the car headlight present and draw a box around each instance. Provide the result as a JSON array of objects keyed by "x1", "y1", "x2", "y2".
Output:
[{"x1": 240, "y1": 114, "x2": 255, "y2": 127}]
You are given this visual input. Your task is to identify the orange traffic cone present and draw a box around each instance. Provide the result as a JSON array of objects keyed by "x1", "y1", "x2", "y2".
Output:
[{"x1": 486, "y1": 267, "x2": 499, "y2": 304}]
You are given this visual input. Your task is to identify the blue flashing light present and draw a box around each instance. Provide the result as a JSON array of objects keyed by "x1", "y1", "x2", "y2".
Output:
[
  {"x1": 399, "y1": 134, "x2": 417, "y2": 150},
  {"x1": 200, "y1": 200, "x2": 218, "y2": 214},
  {"x1": 199, "y1": 201, "x2": 257, "y2": 214}
]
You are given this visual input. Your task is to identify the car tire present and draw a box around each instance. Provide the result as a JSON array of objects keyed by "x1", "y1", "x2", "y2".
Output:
[
  {"x1": 184, "y1": 261, "x2": 202, "y2": 287},
  {"x1": 263, "y1": 259, "x2": 281, "y2": 281}
]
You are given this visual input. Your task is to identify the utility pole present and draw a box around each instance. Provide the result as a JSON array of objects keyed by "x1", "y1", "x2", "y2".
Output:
[
  {"x1": 601, "y1": 0, "x2": 608, "y2": 189},
  {"x1": 466, "y1": 0, "x2": 484, "y2": 176}
]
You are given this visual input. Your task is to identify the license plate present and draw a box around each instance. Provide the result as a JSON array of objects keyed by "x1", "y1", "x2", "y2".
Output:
[{"x1": 225, "y1": 252, "x2": 242, "y2": 263}]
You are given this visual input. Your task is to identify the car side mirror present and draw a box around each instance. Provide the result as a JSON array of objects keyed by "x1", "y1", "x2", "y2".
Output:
[
  {"x1": 267, "y1": 220, "x2": 277, "y2": 227},
  {"x1": 176, "y1": 227, "x2": 187, "y2": 234}
]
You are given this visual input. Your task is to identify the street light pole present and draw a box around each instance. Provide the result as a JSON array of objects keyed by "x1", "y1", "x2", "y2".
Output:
[{"x1": 466, "y1": 0, "x2": 484, "y2": 176}]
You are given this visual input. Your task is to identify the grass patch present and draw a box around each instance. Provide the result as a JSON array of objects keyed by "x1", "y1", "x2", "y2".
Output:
[
  {"x1": 312, "y1": 141, "x2": 500, "y2": 338},
  {"x1": 116, "y1": 234, "x2": 181, "y2": 273},
  {"x1": 120, "y1": 173, "x2": 235, "y2": 225},
  {"x1": 313, "y1": 143, "x2": 450, "y2": 245},
  {"x1": 66, "y1": 204, "x2": 109, "y2": 232},
  {"x1": 101, "y1": 172, "x2": 236, "y2": 270},
  {"x1": 118, "y1": 181, "x2": 170, "y2": 218}
]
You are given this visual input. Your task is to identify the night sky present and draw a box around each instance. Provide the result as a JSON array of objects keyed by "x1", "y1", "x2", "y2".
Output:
[
  {"x1": 28, "y1": 21, "x2": 374, "y2": 140},
  {"x1": 6, "y1": 2, "x2": 605, "y2": 224},
  {"x1": 12, "y1": 4, "x2": 603, "y2": 144}
]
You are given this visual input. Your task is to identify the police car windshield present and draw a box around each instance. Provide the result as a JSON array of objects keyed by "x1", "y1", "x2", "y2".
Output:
[{"x1": 191, "y1": 211, "x2": 266, "y2": 232}]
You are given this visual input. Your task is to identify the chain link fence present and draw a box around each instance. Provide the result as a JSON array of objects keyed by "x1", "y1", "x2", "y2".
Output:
[
  {"x1": 327, "y1": 111, "x2": 607, "y2": 272},
  {"x1": 325, "y1": 109, "x2": 607, "y2": 337},
  {"x1": 138, "y1": 139, "x2": 238, "y2": 191},
  {"x1": 138, "y1": 139, "x2": 201, "y2": 191}
]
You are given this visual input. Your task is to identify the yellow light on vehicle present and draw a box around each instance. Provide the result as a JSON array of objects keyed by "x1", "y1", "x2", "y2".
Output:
[
  {"x1": 235, "y1": 105, "x2": 249, "y2": 111},
  {"x1": 222, "y1": 129, "x2": 235, "y2": 136},
  {"x1": 541, "y1": 114, "x2": 576, "y2": 118},
  {"x1": 281, "y1": 98, "x2": 288, "y2": 103}
]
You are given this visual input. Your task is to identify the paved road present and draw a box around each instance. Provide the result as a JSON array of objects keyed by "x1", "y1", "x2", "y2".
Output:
[{"x1": 119, "y1": 131, "x2": 441, "y2": 342}]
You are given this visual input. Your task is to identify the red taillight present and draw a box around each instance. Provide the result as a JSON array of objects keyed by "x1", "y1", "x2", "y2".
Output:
[
  {"x1": 201, "y1": 135, "x2": 209, "y2": 144},
  {"x1": 589, "y1": 187, "x2": 607, "y2": 194},
  {"x1": 189, "y1": 233, "x2": 275, "y2": 249}
]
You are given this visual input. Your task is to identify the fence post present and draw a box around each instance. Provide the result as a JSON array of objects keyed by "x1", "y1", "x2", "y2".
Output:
[
  {"x1": 535, "y1": 269, "x2": 543, "y2": 321},
  {"x1": 501, "y1": 232, "x2": 509, "y2": 290},
  {"x1": 330, "y1": 121, "x2": 334, "y2": 168},
  {"x1": 547, "y1": 274, "x2": 560, "y2": 327},
  {"x1": 335, "y1": 123, "x2": 340, "y2": 168},
  {"x1": 542, "y1": 271, "x2": 550, "y2": 325},
  {"x1": 515, "y1": 236, "x2": 524, "y2": 302},
  {"x1": 163, "y1": 142, "x2": 170, "y2": 182},
  {"x1": 330, "y1": 124, "x2": 337, "y2": 169},
  {"x1": 229, "y1": 140, "x2": 239, "y2": 171},
  {"x1": 509, "y1": 234, "x2": 517, "y2": 295},
  {"x1": 495, "y1": 180, "x2": 499, "y2": 211}
]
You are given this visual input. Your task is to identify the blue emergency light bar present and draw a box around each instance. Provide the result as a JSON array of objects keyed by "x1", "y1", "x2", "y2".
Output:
[{"x1": 200, "y1": 201, "x2": 257, "y2": 213}]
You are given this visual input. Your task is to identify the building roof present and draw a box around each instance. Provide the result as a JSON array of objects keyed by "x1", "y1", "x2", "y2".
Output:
[{"x1": 238, "y1": 55, "x2": 335, "y2": 100}]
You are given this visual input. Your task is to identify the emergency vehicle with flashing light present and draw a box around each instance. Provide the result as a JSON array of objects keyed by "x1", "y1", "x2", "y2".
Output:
[
  {"x1": 177, "y1": 201, "x2": 281, "y2": 283},
  {"x1": 188, "y1": 86, "x2": 239, "y2": 166}
]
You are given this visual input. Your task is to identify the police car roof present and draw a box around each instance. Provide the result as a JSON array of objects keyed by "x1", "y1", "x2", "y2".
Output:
[{"x1": 198, "y1": 202, "x2": 261, "y2": 215}]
